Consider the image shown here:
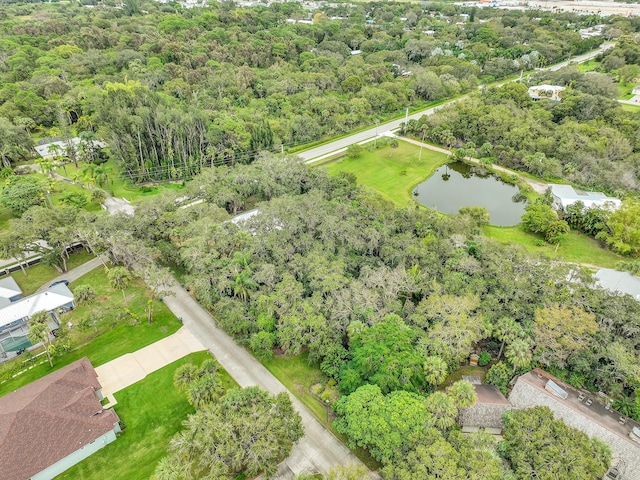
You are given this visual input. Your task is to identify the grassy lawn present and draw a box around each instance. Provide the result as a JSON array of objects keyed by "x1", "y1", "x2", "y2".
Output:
[
  {"x1": 576, "y1": 59, "x2": 599, "y2": 72},
  {"x1": 618, "y1": 83, "x2": 637, "y2": 100},
  {"x1": 484, "y1": 226, "x2": 624, "y2": 268},
  {"x1": 54, "y1": 160, "x2": 187, "y2": 203},
  {"x1": 621, "y1": 103, "x2": 640, "y2": 113},
  {"x1": 9, "y1": 249, "x2": 95, "y2": 295},
  {"x1": 56, "y1": 351, "x2": 239, "y2": 480},
  {"x1": 0, "y1": 266, "x2": 181, "y2": 396},
  {"x1": 262, "y1": 353, "x2": 382, "y2": 470},
  {"x1": 324, "y1": 142, "x2": 449, "y2": 206}
]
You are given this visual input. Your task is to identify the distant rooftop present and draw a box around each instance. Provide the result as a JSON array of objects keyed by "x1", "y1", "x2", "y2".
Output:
[
  {"x1": 595, "y1": 268, "x2": 640, "y2": 301},
  {"x1": 549, "y1": 184, "x2": 621, "y2": 210}
]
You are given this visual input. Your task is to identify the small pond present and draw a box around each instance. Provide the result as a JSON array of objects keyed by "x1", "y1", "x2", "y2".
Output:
[{"x1": 413, "y1": 162, "x2": 527, "y2": 226}]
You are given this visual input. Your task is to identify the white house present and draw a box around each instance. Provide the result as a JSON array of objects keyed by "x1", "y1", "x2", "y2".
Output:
[
  {"x1": 528, "y1": 84, "x2": 565, "y2": 101},
  {"x1": 0, "y1": 284, "x2": 75, "y2": 360},
  {"x1": 0, "y1": 358, "x2": 121, "y2": 480},
  {"x1": 549, "y1": 184, "x2": 621, "y2": 211}
]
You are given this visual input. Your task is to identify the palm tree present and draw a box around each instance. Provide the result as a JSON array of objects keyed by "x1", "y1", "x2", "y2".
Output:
[
  {"x1": 448, "y1": 380, "x2": 477, "y2": 409},
  {"x1": 426, "y1": 391, "x2": 457, "y2": 430},
  {"x1": 173, "y1": 363, "x2": 199, "y2": 391},
  {"x1": 233, "y1": 269, "x2": 258, "y2": 302},
  {"x1": 28, "y1": 310, "x2": 54, "y2": 367},
  {"x1": 493, "y1": 317, "x2": 523, "y2": 360},
  {"x1": 423, "y1": 355, "x2": 448, "y2": 387},
  {"x1": 506, "y1": 339, "x2": 532, "y2": 375},
  {"x1": 186, "y1": 373, "x2": 223, "y2": 408},
  {"x1": 108, "y1": 266, "x2": 133, "y2": 306}
]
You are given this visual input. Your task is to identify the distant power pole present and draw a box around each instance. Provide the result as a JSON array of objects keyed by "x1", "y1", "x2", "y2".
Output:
[{"x1": 403, "y1": 108, "x2": 409, "y2": 136}]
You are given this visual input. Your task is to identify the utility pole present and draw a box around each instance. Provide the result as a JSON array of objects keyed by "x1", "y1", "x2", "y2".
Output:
[
  {"x1": 281, "y1": 144, "x2": 284, "y2": 160},
  {"x1": 374, "y1": 120, "x2": 380, "y2": 148},
  {"x1": 418, "y1": 129, "x2": 426, "y2": 163},
  {"x1": 403, "y1": 107, "x2": 409, "y2": 136}
]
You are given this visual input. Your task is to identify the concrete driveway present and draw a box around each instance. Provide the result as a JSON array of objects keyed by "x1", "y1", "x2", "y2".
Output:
[{"x1": 95, "y1": 326, "x2": 206, "y2": 405}]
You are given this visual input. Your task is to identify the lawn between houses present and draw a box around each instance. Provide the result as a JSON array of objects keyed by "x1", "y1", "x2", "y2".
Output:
[
  {"x1": 56, "y1": 351, "x2": 239, "y2": 480},
  {"x1": 0, "y1": 266, "x2": 181, "y2": 397}
]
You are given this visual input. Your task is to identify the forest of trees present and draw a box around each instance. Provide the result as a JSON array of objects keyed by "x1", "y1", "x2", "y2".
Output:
[{"x1": 0, "y1": 0, "x2": 626, "y2": 181}]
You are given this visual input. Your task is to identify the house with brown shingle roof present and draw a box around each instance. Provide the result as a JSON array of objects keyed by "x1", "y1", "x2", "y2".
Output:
[
  {"x1": 458, "y1": 384, "x2": 512, "y2": 434},
  {"x1": 0, "y1": 357, "x2": 120, "y2": 480}
]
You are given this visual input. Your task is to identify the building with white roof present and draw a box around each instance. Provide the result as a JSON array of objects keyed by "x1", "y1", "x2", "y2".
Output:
[
  {"x1": 0, "y1": 284, "x2": 74, "y2": 361},
  {"x1": 595, "y1": 268, "x2": 640, "y2": 302},
  {"x1": 549, "y1": 184, "x2": 621, "y2": 211},
  {"x1": 528, "y1": 84, "x2": 566, "y2": 101}
]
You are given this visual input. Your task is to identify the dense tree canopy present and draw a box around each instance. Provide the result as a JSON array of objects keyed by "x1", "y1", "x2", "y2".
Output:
[
  {"x1": 156, "y1": 387, "x2": 303, "y2": 480},
  {"x1": 0, "y1": 1, "x2": 617, "y2": 181},
  {"x1": 501, "y1": 407, "x2": 611, "y2": 480}
]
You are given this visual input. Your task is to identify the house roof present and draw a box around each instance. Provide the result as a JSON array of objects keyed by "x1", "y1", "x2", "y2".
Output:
[
  {"x1": 548, "y1": 184, "x2": 621, "y2": 209},
  {"x1": 475, "y1": 384, "x2": 510, "y2": 405},
  {"x1": 34, "y1": 138, "x2": 106, "y2": 159},
  {"x1": 595, "y1": 268, "x2": 640, "y2": 301},
  {"x1": 529, "y1": 84, "x2": 565, "y2": 92},
  {"x1": 0, "y1": 284, "x2": 74, "y2": 330},
  {"x1": 512, "y1": 369, "x2": 640, "y2": 443},
  {"x1": 0, "y1": 277, "x2": 22, "y2": 300},
  {"x1": 0, "y1": 358, "x2": 119, "y2": 480}
]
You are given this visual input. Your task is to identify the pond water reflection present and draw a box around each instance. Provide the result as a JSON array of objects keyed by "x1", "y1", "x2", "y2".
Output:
[{"x1": 413, "y1": 162, "x2": 527, "y2": 226}]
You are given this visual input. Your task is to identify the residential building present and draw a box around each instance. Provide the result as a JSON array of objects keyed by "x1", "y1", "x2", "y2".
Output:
[
  {"x1": 549, "y1": 184, "x2": 622, "y2": 211},
  {"x1": 0, "y1": 277, "x2": 23, "y2": 305},
  {"x1": 0, "y1": 284, "x2": 74, "y2": 361},
  {"x1": 509, "y1": 369, "x2": 640, "y2": 480},
  {"x1": 458, "y1": 383, "x2": 512, "y2": 434},
  {"x1": 595, "y1": 268, "x2": 640, "y2": 301},
  {"x1": 0, "y1": 358, "x2": 120, "y2": 480},
  {"x1": 528, "y1": 84, "x2": 565, "y2": 101}
]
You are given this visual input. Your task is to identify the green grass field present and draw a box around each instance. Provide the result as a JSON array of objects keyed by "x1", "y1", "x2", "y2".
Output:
[
  {"x1": 0, "y1": 266, "x2": 181, "y2": 396},
  {"x1": 621, "y1": 103, "x2": 640, "y2": 113},
  {"x1": 262, "y1": 353, "x2": 382, "y2": 470},
  {"x1": 484, "y1": 226, "x2": 623, "y2": 268},
  {"x1": 9, "y1": 249, "x2": 95, "y2": 296},
  {"x1": 54, "y1": 160, "x2": 186, "y2": 203},
  {"x1": 324, "y1": 142, "x2": 449, "y2": 206},
  {"x1": 56, "y1": 351, "x2": 239, "y2": 480}
]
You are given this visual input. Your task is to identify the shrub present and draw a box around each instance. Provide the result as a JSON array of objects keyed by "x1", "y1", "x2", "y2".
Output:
[{"x1": 478, "y1": 351, "x2": 491, "y2": 366}]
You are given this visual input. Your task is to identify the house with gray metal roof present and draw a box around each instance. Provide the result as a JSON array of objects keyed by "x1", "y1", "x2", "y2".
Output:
[
  {"x1": 595, "y1": 269, "x2": 640, "y2": 302},
  {"x1": 510, "y1": 369, "x2": 640, "y2": 480},
  {"x1": 549, "y1": 184, "x2": 621, "y2": 211}
]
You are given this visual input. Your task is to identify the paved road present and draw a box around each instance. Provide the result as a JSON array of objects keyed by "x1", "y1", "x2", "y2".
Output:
[
  {"x1": 35, "y1": 256, "x2": 105, "y2": 292},
  {"x1": 162, "y1": 285, "x2": 377, "y2": 480},
  {"x1": 298, "y1": 43, "x2": 614, "y2": 162}
]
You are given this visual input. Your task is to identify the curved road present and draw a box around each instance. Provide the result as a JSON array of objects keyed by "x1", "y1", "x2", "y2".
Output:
[{"x1": 298, "y1": 43, "x2": 614, "y2": 163}]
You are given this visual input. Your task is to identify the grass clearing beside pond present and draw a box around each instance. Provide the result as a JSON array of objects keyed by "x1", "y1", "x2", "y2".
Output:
[
  {"x1": 324, "y1": 142, "x2": 449, "y2": 206},
  {"x1": 56, "y1": 351, "x2": 238, "y2": 480},
  {"x1": 262, "y1": 353, "x2": 382, "y2": 470},
  {"x1": 484, "y1": 226, "x2": 624, "y2": 268}
]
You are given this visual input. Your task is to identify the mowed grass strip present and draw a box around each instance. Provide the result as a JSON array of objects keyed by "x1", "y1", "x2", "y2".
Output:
[
  {"x1": 324, "y1": 142, "x2": 449, "y2": 206},
  {"x1": 262, "y1": 353, "x2": 382, "y2": 470},
  {"x1": 484, "y1": 226, "x2": 624, "y2": 268},
  {"x1": 9, "y1": 249, "x2": 95, "y2": 296},
  {"x1": 56, "y1": 351, "x2": 239, "y2": 480}
]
